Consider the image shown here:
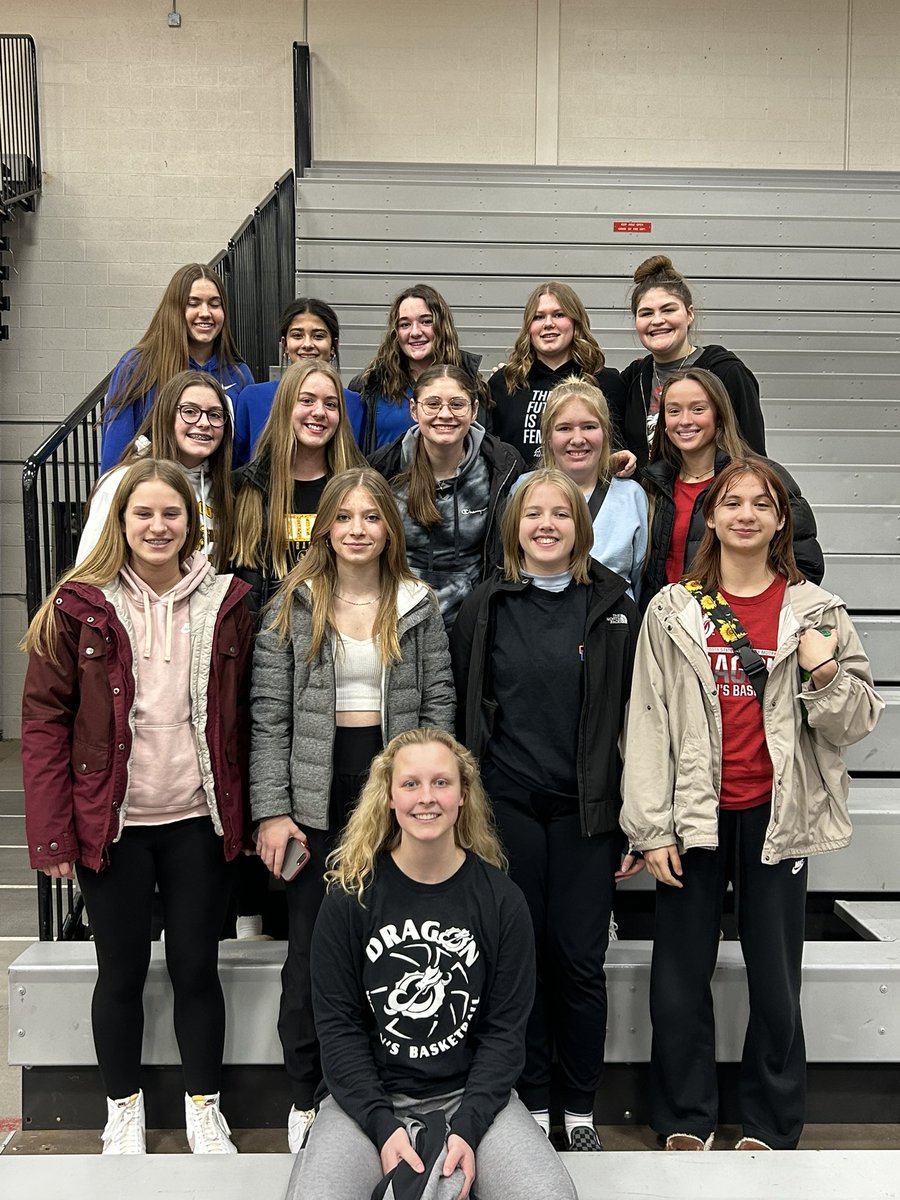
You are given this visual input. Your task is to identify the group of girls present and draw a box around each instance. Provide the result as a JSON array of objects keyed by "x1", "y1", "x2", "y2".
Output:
[{"x1": 20, "y1": 255, "x2": 882, "y2": 1187}]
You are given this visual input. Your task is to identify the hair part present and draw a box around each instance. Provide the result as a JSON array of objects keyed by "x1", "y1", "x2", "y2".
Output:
[
  {"x1": 503, "y1": 281, "x2": 605, "y2": 394},
  {"x1": 684, "y1": 457, "x2": 803, "y2": 592},
  {"x1": 500, "y1": 466, "x2": 593, "y2": 584},
  {"x1": 24, "y1": 458, "x2": 200, "y2": 662},
  {"x1": 539, "y1": 374, "x2": 612, "y2": 484},
  {"x1": 325, "y1": 727, "x2": 507, "y2": 902}
]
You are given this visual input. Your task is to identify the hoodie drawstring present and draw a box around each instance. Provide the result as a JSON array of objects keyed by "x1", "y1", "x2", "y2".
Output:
[
  {"x1": 142, "y1": 591, "x2": 152, "y2": 659},
  {"x1": 140, "y1": 583, "x2": 175, "y2": 663},
  {"x1": 164, "y1": 592, "x2": 174, "y2": 663}
]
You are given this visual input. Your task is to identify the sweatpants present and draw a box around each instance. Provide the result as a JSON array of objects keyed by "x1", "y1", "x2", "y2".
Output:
[
  {"x1": 490, "y1": 786, "x2": 619, "y2": 1114},
  {"x1": 649, "y1": 801, "x2": 808, "y2": 1149},
  {"x1": 75, "y1": 815, "x2": 230, "y2": 1099},
  {"x1": 286, "y1": 1090, "x2": 577, "y2": 1200},
  {"x1": 278, "y1": 724, "x2": 382, "y2": 1108}
]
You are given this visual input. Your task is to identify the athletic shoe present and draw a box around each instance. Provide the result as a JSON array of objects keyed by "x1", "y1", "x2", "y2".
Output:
[
  {"x1": 288, "y1": 1105, "x2": 316, "y2": 1153},
  {"x1": 101, "y1": 1090, "x2": 146, "y2": 1154},
  {"x1": 567, "y1": 1125, "x2": 603, "y2": 1151},
  {"x1": 185, "y1": 1092, "x2": 238, "y2": 1153},
  {"x1": 235, "y1": 914, "x2": 273, "y2": 941}
]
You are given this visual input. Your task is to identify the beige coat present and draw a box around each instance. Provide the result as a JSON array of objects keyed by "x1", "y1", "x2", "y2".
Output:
[{"x1": 621, "y1": 581, "x2": 884, "y2": 865}]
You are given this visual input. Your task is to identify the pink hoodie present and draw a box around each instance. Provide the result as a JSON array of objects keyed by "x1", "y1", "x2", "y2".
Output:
[{"x1": 120, "y1": 552, "x2": 213, "y2": 825}]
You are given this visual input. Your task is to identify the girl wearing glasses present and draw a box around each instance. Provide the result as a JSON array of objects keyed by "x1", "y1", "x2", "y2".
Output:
[
  {"x1": 100, "y1": 264, "x2": 253, "y2": 474},
  {"x1": 79, "y1": 371, "x2": 235, "y2": 571},
  {"x1": 368, "y1": 365, "x2": 524, "y2": 629},
  {"x1": 231, "y1": 361, "x2": 365, "y2": 621}
]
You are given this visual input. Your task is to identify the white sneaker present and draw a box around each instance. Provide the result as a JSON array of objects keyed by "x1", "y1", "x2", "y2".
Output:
[
  {"x1": 608, "y1": 914, "x2": 619, "y2": 942},
  {"x1": 101, "y1": 1090, "x2": 146, "y2": 1154},
  {"x1": 287, "y1": 1105, "x2": 316, "y2": 1152},
  {"x1": 185, "y1": 1092, "x2": 238, "y2": 1154},
  {"x1": 235, "y1": 914, "x2": 272, "y2": 941}
]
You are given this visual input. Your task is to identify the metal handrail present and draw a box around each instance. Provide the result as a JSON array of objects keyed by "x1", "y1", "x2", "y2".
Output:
[
  {"x1": 0, "y1": 34, "x2": 42, "y2": 214},
  {"x1": 294, "y1": 42, "x2": 312, "y2": 176}
]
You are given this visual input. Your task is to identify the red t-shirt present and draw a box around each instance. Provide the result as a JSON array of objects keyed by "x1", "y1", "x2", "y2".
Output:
[
  {"x1": 703, "y1": 575, "x2": 787, "y2": 810},
  {"x1": 665, "y1": 477, "x2": 709, "y2": 584}
]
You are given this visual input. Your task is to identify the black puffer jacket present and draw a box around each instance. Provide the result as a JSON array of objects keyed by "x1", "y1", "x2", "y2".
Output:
[{"x1": 641, "y1": 450, "x2": 825, "y2": 609}]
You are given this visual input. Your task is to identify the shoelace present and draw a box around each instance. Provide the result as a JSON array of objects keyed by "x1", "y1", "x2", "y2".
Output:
[
  {"x1": 191, "y1": 1101, "x2": 233, "y2": 1152},
  {"x1": 105, "y1": 1100, "x2": 143, "y2": 1153}
]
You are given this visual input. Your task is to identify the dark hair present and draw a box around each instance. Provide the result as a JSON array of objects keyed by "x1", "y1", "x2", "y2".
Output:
[
  {"x1": 360, "y1": 284, "x2": 466, "y2": 405},
  {"x1": 684, "y1": 457, "x2": 804, "y2": 592},
  {"x1": 629, "y1": 254, "x2": 694, "y2": 317},
  {"x1": 279, "y1": 298, "x2": 341, "y2": 370},
  {"x1": 402, "y1": 365, "x2": 480, "y2": 527}
]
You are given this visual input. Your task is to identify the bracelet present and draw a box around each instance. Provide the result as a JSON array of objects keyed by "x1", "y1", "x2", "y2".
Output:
[{"x1": 808, "y1": 657, "x2": 836, "y2": 675}]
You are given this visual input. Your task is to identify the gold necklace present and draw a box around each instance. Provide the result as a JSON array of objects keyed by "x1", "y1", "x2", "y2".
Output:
[{"x1": 335, "y1": 593, "x2": 381, "y2": 606}]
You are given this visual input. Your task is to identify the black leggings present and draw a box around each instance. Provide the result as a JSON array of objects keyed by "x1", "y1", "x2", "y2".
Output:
[{"x1": 76, "y1": 816, "x2": 231, "y2": 1099}]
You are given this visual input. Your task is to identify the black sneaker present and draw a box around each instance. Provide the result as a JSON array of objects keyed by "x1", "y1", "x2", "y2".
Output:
[{"x1": 567, "y1": 1125, "x2": 603, "y2": 1151}]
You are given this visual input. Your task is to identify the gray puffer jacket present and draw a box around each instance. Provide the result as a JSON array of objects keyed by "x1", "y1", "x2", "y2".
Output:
[{"x1": 250, "y1": 579, "x2": 455, "y2": 829}]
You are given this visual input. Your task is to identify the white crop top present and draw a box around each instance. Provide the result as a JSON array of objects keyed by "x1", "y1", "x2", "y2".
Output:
[{"x1": 333, "y1": 634, "x2": 381, "y2": 711}]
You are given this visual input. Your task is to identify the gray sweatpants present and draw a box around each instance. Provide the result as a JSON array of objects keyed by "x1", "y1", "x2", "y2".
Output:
[{"x1": 285, "y1": 1089, "x2": 577, "y2": 1200}]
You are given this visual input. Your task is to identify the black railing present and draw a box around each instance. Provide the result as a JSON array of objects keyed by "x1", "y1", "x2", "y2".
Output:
[
  {"x1": 0, "y1": 34, "x2": 42, "y2": 215},
  {"x1": 23, "y1": 172, "x2": 296, "y2": 939},
  {"x1": 211, "y1": 169, "x2": 296, "y2": 384},
  {"x1": 293, "y1": 42, "x2": 312, "y2": 177}
]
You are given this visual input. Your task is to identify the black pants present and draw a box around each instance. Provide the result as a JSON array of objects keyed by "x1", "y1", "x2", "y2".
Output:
[
  {"x1": 278, "y1": 725, "x2": 382, "y2": 1109},
  {"x1": 491, "y1": 787, "x2": 619, "y2": 1114},
  {"x1": 76, "y1": 816, "x2": 231, "y2": 1099},
  {"x1": 649, "y1": 802, "x2": 808, "y2": 1149}
]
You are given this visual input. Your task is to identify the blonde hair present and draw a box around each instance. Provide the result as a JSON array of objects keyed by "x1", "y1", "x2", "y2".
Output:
[
  {"x1": 325, "y1": 728, "x2": 506, "y2": 902},
  {"x1": 23, "y1": 459, "x2": 200, "y2": 662},
  {"x1": 500, "y1": 467, "x2": 593, "y2": 584},
  {"x1": 539, "y1": 375, "x2": 612, "y2": 485},
  {"x1": 231, "y1": 361, "x2": 365, "y2": 580},
  {"x1": 266, "y1": 468, "x2": 420, "y2": 664},
  {"x1": 503, "y1": 282, "x2": 605, "y2": 394}
]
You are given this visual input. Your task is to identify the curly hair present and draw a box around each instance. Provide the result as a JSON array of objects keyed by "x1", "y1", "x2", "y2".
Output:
[
  {"x1": 503, "y1": 282, "x2": 605, "y2": 394},
  {"x1": 325, "y1": 728, "x2": 506, "y2": 902},
  {"x1": 359, "y1": 284, "x2": 468, "y2": 405}
]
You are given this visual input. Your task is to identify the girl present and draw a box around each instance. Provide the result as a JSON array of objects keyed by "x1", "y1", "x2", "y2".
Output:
[
  {"x1": 487, "y1": 282, "x2": 627, "y2": 468},
  {"x1": 231, "y1": 360, "x2": 365, "y2": 620},
  {"x1": 350, "y1": 283, "x2": 483, "y2": 454},
  {"x1": 79, "y1": 371, "x2": 235, "y2": 571},
  {"x1": 369, "y1": 364, "x2": 524, "y2": 629},
  {"x1": 451, "y1": 469, "x2": 640, "y2": 1151},
  {"x1": 620, "y1": 254, "x2": 765, "y2": 466},
  {"x1": 289, "y1": 728, "x2": 577, "y2": 1200},
  {"x1": 22, "y1": 459, "x2": 253, "y2": 1155},
  {"x1": 250, "y1": 468, "x2": 456, "y2": 1152},
  {"x1": 101, "y1": 264, "x2": 252, "y2": 473},
  {"x1": 232, "y1": 298, "x2": 364, "y2": 467},
  {"x1": 621, "y1": 458, "x2": 883, "y2": 1152},
  {"x1": 641, "y1": 368, "x2": 823, "y2": 607}
]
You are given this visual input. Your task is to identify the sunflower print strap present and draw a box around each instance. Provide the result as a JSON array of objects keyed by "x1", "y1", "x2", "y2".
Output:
[{"x1": 684, "y1": 579, "x2": 746, "y2": 646}]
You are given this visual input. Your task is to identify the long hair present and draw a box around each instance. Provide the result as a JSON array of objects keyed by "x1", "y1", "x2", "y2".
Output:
[
  {"x1": 267, "y1": 468, "x2": 419, "y2": 664},
  {"x1": 279, "y1": 297, "x2": 342, "y2": 371},
  {"x1": 500, "y1": 467, "x2": 593, "y2": 584},
  {"x1": 325, "y1": 727, "x2": 506, "y2": 902},
  {"x1": 105, "y1": 264, "x2": 244, "y2": 417},
  {"x1": 359, "y1": 284, "x2": 466, "y2": 406},
  {"x1": 684, "y1": 457, "x2": 803, "y2": 593},
  {"x1": 399, "y1": 364, "x2": 480, "y2": 528},
  {"x1": 503, "y1": 282, "x2": 605, "y2": 394},
  {"x1": 539, "y1": 374, "x2": 612, "y2": 485},
  {"x1": 648, "y1": 368, "x2": 749, "y2": 473},
  {"x1": 231, "y1": 361, "x2": 365, "y2": 580},
  {"x1": 23, "y1": 459, "x2": 200, "y2": 662},
  {"x1": 629, "y1": 253, "x2": 695, "y2": 317},
  {"x1": 100, "y1": 370, "x2": 235, "y2": 572}
]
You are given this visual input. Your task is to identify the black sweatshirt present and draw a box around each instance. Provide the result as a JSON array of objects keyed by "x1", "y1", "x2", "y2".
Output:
[{"x1": 311, "y1": 852, "x2": 534, "y2": 1152}]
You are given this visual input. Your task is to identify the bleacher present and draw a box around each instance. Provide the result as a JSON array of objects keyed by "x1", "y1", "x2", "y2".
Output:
[{"x1": 8, "y1": 164, "x2": 900, "y2": 1184}]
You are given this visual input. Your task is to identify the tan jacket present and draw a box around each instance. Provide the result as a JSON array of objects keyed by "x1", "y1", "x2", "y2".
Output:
[{"x1": 621, "y1": 580, "x2": 884, "y2": 865}]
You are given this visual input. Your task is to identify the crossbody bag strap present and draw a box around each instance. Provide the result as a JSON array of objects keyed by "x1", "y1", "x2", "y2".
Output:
[
  {"x1": 683, "y1": 579, "x2": 768, "y2": 706},
  {"x1": 586, "y1": 480, "x2": 610, "y2": 521}
]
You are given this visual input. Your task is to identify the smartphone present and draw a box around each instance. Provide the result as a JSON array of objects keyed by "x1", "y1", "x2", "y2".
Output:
[{"x1": 281, "y1": 837, "x2": 311, "y2": 882}]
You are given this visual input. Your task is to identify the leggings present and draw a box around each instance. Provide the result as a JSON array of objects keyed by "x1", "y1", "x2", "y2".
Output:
[
  {"x1": 76, "y1": 815, "x2": 230, "y2": 1098},
  {"x1": 278, "y1": 724, "x2": 382, "y2": 1108}
]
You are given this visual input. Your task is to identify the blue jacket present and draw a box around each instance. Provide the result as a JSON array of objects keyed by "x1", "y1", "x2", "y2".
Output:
[
  {"x1": 100, "y1": 349, "x2": 254, "y2": 473},
  {"x1": 231, "y1": 379, "x2": 364, "y2": 468}
]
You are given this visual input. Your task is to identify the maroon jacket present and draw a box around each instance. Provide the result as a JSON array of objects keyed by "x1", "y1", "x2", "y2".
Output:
[{"x1": 22, "y1": 574, "x2": 253, "y2": 872}]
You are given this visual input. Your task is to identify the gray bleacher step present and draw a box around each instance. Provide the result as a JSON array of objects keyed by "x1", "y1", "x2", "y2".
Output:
[
  {"x1": 815, "y1": 506, "x2": 899, "y2": 555},
  {"x1": 851, "y1": 618, "x2": 900, "y2": 683},
  {"x1": 835, "y1": 901, "x2": 900, "y2": 942},
  {"x1": 825, "y1": 557, "x2": 900, "y2": 610},
  {"x1": 767, "y1": 429, "x2": 900, "y2": 463},
  {"x1": 761, "y1": 398, "x2": 900, "y2": 430},
  {"x1": 10, "y1": 939, "x2": 900, "y2": 1067},
  {"x1": 787, "y1": 465, "x2": 897, "y2": 507},
  {"x1": 3, "y1": 1151, "x2": 899, "y2": 1200}
]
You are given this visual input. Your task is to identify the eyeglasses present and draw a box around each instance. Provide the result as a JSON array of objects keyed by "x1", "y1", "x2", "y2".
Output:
[
  {"x1": 177, "y1": 404, "x2": 226, "y2": 427},
  {"x1": 415, "y1": 398, "x2": 472, "y2": 415}
]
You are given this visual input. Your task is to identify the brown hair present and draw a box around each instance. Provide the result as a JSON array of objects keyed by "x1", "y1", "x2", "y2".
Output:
[
  {"x1": 684, "y1": 457, "x2": 803, "y2": 592},
  {"x1": 629, "y1": 254, "x2": 695, "y2": 318},
  {"x1": 539, "y1": 375, "x2": 612, "y2": 485},
  {"x1": 105, "y1": 264, "x2": 244, "y2": 417},
  {"x1": 279, "y1": 298, "x2": 341, "y2": 370},
  {"x1": 500, "y1": 467, "x2": 592, "y2": 585},
  {"x1": 648, "y1": 368, "x2": 749, "y2": 473},
  {"x1": 503, "y1": 282, "x2": 605, "y2": 394}
]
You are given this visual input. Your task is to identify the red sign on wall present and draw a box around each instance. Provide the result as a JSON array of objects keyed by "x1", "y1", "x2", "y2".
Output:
[{"x1": 613, "y1": 221, "x2": 652, "y2": 233}]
